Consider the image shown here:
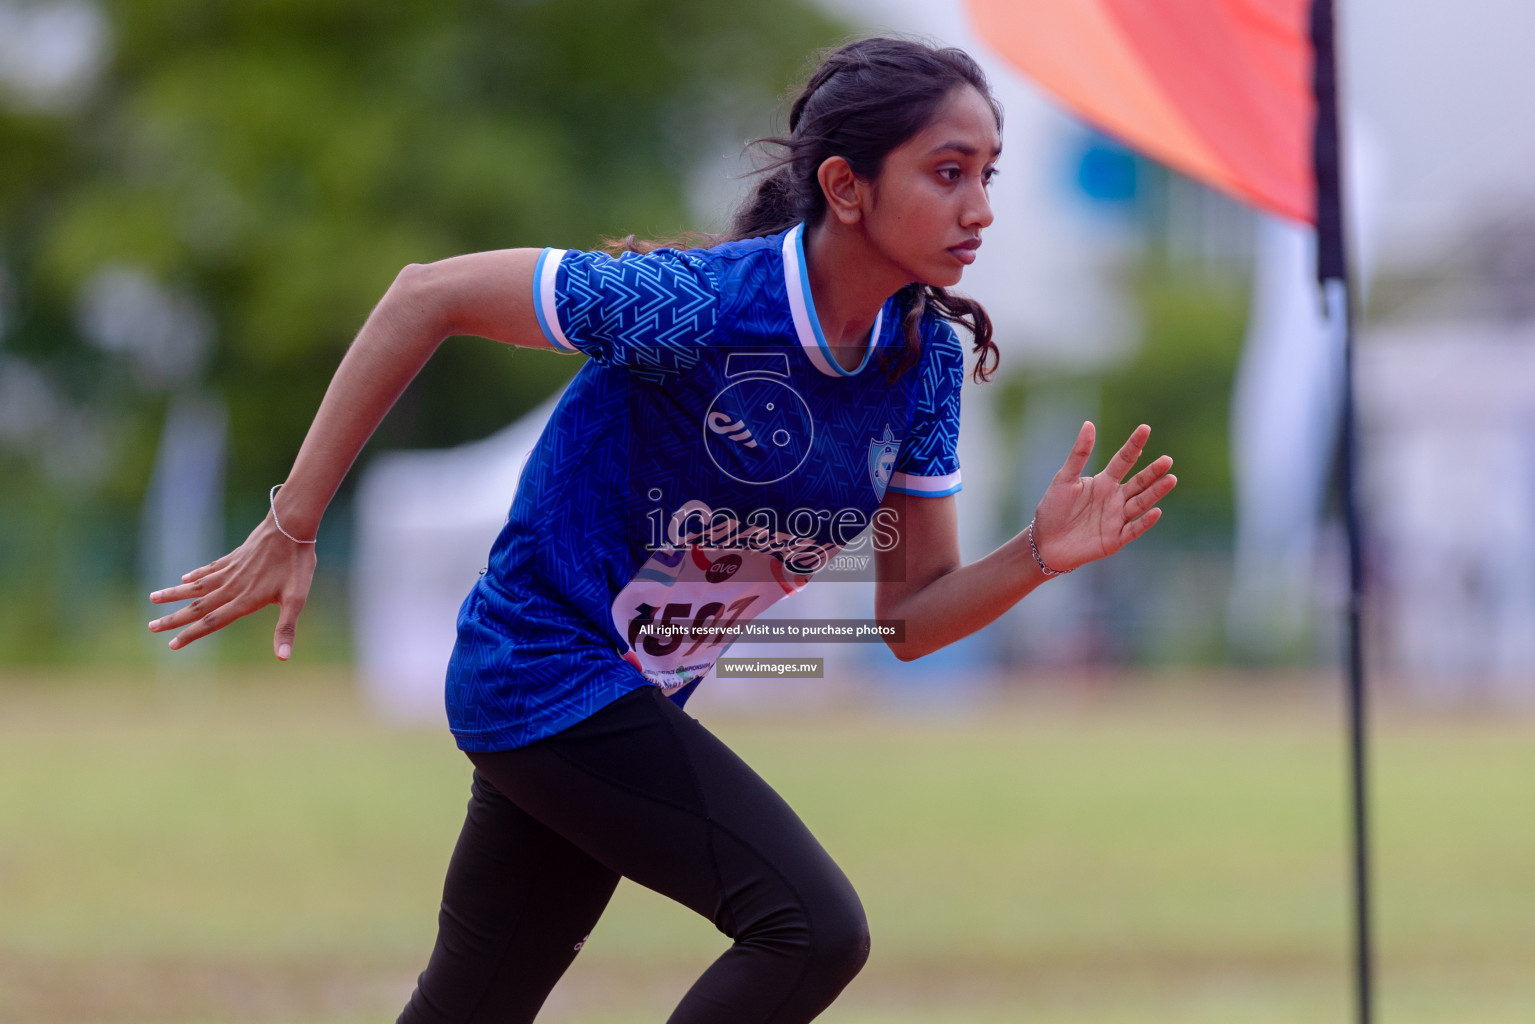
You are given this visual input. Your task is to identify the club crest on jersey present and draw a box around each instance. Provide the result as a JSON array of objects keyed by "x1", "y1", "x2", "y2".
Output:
[{"x1": 867, "y1": 425, "x2": 901, "y2": 500}]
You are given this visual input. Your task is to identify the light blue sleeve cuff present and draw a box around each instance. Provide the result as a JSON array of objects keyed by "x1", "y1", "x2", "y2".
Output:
[
  {"x1": 885, "y1": 469, "x2": 962, "y2": 497},
  {"x1": 532, "y1": 247, "x2": 577, "y2": 352}
]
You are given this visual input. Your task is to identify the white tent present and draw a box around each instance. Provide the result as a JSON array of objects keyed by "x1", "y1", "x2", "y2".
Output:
[{"x1": 351, "y1": 390, "x2": 563, "y2": 724}]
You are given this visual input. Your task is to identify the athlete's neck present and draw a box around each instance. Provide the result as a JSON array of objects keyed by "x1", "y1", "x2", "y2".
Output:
[{"x1": 803, "y1": 219, "x2": 910, "y2": 372}]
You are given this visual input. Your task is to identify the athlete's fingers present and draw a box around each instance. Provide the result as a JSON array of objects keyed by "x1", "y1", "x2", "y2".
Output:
[
  {"x1": 149, "y1": 569, "x2": 228, "y2": 606},
  {"x1": 1121, "y1": 455, "x2": 1174, "y2": 500},
  {"x1": 168, "y1": 589, "x2": 260, "y2": 650},
  {"x1": 273, "y1": 594, "x2": 307, "y2": 661},
  {"x1": 1055, "y1": 421, "x2": 1096, "y2": 482},
  {"x1": 1102, "y1": 424, "x2": 1151, "y2": 483},
  {"x1": 1124, "y1": 473, "x2": 1177, "y2": 520},
  {"x1": 1119, "y1": 506, "x2": 1163, "y2": 546},
  {"x1": 149, "y1": 581, "x2": 241, "y2": 633},
  {"x1": 180, "y1": 552, "x2": 234, "y2": 584}
]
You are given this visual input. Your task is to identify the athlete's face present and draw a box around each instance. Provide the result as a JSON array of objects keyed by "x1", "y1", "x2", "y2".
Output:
[{"x1": 865, "y1": 86, "x2": 1000, "y2": 288}]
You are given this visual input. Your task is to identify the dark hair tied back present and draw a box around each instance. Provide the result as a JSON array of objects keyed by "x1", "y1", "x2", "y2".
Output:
[{"x1": 733, "y1": 37, "x2": 1003, "y2": 384}]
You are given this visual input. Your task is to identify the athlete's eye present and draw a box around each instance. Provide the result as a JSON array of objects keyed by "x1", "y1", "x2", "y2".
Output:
[
  {"x1": 982, "y1": 166, "x2": 1000, "y2": 187},
  {"x1": 937, "y1": 166, "x2": 962, "y2": 184}
]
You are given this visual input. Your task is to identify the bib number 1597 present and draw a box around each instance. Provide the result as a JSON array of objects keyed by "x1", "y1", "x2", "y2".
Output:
[{"x1": 626, "y1": 595, "x2": 758, "y2": 657}]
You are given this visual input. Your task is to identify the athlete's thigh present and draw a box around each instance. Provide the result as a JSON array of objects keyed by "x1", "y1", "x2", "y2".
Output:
[
  {"x1": 400, "y1": 769, "x2": 620, "y2": 1024},
  {"x1": 469, "y1": 686, "x2": 860, "y2": 938}
]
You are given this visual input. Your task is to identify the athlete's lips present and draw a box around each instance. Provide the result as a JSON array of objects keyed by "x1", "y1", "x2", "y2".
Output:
[{"x1": 947, "y1": 237, "x2": 982, "y2": 265}]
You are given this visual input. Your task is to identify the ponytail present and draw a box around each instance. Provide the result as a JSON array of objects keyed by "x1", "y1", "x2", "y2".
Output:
[{"x1": 730, "y1": 167, "x2": 800, "y2": 241}]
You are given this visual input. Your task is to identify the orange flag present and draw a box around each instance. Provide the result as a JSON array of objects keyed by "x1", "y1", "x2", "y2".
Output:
[{"x1": 966, "y1": 0, "x2": 1316, "y2": 224}]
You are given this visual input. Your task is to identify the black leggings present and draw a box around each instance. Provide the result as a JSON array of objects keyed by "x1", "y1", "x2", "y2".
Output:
[{"x1": 398, "y1": 685, "x2": 870, "y2": 1024}]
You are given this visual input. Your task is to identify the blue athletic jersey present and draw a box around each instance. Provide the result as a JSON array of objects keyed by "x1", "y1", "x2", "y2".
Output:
[{"x1": 445, "y1": 222, "x2": 964, "y2": 750}]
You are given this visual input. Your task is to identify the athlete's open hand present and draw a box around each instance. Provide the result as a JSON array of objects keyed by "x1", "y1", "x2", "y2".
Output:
[
  {"x1": 1030, "y1": 422, "x2": 1175, "y2": 574},
  {"x1": 147, "y1": 518, "x2": 317, "y2": 660}
]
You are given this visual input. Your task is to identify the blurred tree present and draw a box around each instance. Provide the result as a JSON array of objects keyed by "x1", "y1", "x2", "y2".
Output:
[
  {"x1": 0, "y1": 0, "x2": 844, "y2": 661},
  {"x1": 1097, "y1": 256, "x2": 1249, "y2": 546}
]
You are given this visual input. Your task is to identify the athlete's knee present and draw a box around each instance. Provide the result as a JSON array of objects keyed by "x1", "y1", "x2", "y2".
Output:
[
  {"x1": 733, "y1": 879, "x2": 868, "y2": 984},
  {"x1": 808, "y1": 887, "x2": 870, "y2": 990},
  {"x1": 754, "y1": 879, "x2": 870, "y2": 999}
]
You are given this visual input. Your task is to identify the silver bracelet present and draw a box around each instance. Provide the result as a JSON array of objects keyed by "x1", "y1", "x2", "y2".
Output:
[
  {"x1": 269, "y1": 484, "x2": 317, "y2": 545},
  {"x1": 1027, "y1": 520, "x2": 1070, "y2": 577}
]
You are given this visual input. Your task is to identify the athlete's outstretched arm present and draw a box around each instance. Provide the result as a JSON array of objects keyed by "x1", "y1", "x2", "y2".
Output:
[
  {"x1": 874, "y1": 421, "x2": 1175, "y2": 661},
  {"x1": 148, "y1": 248, "x2": 561, "y2": 658}
]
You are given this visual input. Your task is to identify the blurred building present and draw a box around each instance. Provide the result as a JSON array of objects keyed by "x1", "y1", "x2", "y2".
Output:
[{"x1": 1359, "y1": 217, "x2": 1535, "y2": 704}]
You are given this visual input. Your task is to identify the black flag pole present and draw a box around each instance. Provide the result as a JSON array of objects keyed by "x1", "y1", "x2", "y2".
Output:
[{"x1": 1311, "y1": 2, "x2": 1373, "y2": 1023}]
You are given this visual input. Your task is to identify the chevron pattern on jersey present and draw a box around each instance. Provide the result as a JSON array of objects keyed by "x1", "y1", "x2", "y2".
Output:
[
  {"x1": 891, "y1": 319, "x2": 964, "y2": 488},
  {"x1": 557, "y1": 248, "x2": 718, "y2": 376},
  {"x1": 446, "y1": 226, "x2": 970, "y2": 751}
]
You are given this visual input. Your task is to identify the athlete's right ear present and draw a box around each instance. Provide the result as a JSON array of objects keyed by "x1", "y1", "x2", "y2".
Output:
[{"x1": 816, "y1": 156, "x2": 864, "y2": 226}]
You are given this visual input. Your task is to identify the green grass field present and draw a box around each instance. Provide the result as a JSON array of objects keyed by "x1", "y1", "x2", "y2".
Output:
[{"x1": 1, "y1": 668, "x2": 1531, "y2": 1023}]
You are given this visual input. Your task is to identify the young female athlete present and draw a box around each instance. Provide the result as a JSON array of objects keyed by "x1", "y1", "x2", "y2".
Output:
[{"x1": 147, "y1": 37, "x2": 1175, "y2": 1024}]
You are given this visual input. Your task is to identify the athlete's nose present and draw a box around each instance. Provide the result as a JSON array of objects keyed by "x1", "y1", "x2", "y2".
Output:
[{"x1": 964, "y1": 179, "x2": 995, "y2": 231}]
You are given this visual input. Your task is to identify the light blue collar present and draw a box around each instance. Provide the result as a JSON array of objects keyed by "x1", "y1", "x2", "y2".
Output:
[{"x1": 781, "y1": 222, "x2": 886, "y2": 378}]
